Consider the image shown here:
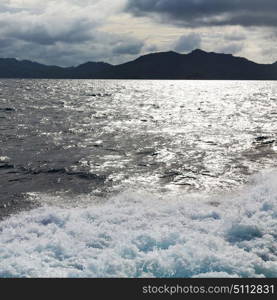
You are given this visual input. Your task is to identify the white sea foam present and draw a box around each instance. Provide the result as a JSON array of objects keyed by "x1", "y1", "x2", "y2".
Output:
[
  {"x1": 0, "y1": 171, "x2": 276, "y2": 278},
  {"x1": 0, "y1": 156, "x2": 10, "y2": 162}
]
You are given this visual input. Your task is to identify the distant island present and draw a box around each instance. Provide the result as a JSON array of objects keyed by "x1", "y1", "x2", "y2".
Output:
[{"x1": 0, "y1": 49, "x2": 276, "y2": 80}]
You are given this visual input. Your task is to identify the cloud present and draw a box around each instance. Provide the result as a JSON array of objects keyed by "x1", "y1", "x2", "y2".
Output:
[
  {"x1": 113, "y1": 39, "x2": 144, "y2": 55},
  {"x1": 0, "y1": 1, "x2": 116, "y2": 45},
  {"x1": 0, "y1": 0, "x2": 146, "y2": 65},
  {"x1": 217, "y1": 42, "x2": 244, "y2": 55},
  {"x1": 224, "y1": 32, "x2": 246, "y2": 41},
  {"x1": 0, "y1": 32, "x2": 145, "y2": 67},
  {"x1": 2, "y1": 19, "x2": 93, "y2": 46},
  {"x1": 126, "y1": 0, "x2": 277, "y2": 27},
  {"x1": 174, "y1": 33, "x2": 201, "y2": 52},
  {"x1": 0, "y1": 0, "x2": 276, "y2": 65}
]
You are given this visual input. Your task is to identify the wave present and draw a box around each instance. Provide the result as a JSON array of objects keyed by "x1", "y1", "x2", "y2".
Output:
[
  {"x1": 0, "y1": 170, "x2": 276, "y2": 278},
  {"x1": 0, "y1": 156, "x2": 13, "y2": 170},
  {"x1": 19, "y1": 166, "x2": 107, "y2": 181},
  {"x1": 0, "y1": 107, "x2": 15, "y2": 112}
]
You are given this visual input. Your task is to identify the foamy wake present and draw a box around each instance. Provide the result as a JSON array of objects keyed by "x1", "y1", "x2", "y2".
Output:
[{"x1": 0, "y1": 171, "x2": 276, "y2": 278}]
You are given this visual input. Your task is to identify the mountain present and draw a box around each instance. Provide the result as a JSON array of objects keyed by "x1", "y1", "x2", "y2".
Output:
[
  {"x1": 68, "y1": 62, "x2": 112, "y2": 78},
  {"x1": 0, "y1": 58, "x2": 112, "y2": 79},
  {"x1": 0, "y1": 58, "x2": 66, "y2": 78},
  {"x1": 109, "y1": 49, "x2": 277, "y2": 80},
  {"x1": 0, "y1": 49, "x2": 276, "y2": 80}
]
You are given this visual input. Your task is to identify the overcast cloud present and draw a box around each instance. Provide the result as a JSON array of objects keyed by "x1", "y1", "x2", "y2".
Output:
[
  {"x1": 0, "y1": 0, "x2": 276, "y2": 65},
  {"x1": 174, "y1": 33, "x2": 201, "y2": 53},
  {"x1": 0, "y1": 0, "x2": 143, "y2": 65}
]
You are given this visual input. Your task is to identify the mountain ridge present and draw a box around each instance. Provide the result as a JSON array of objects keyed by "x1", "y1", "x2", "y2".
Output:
[{"x1": 0, "y1": 49, "x2": 276, "y2": 79}]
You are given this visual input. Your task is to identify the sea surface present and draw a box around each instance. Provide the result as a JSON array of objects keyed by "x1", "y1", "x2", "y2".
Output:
[{"x1": 0, "y1": 79, "x2": 276, "y2": 277}]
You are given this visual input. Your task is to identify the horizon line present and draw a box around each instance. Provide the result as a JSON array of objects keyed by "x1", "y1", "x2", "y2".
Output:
[{"x1": 1, "y1": 48, "x2": 276, "y2": 69}]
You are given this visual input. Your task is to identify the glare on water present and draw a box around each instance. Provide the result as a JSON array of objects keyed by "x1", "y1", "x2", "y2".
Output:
[{"x1": 0, "y1": 80, "x2": 277, "y2": 278}]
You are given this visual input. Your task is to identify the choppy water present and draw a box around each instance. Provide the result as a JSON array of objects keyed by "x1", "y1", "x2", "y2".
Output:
[{"x1": 0, "y1": 79, "x2": 276, "y2": 277}]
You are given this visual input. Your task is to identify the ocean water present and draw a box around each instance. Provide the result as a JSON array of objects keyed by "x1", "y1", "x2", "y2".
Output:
[{"x1": 0, "y1": 79, "x2": 276, "y2": 277}]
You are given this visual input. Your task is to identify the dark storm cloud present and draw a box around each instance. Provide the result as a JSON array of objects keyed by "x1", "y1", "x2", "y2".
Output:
[
  {"x1": 0, "y1": 37, "x2": 16, "y2": 49},
  {"x1": 126, "y1": 0, "x2": 277, "y2": 27}
]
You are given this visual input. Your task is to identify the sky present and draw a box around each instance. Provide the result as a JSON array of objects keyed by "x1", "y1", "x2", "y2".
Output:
[{"x1": 0, "y1": 0, "x2": 276, "y2": 66}]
